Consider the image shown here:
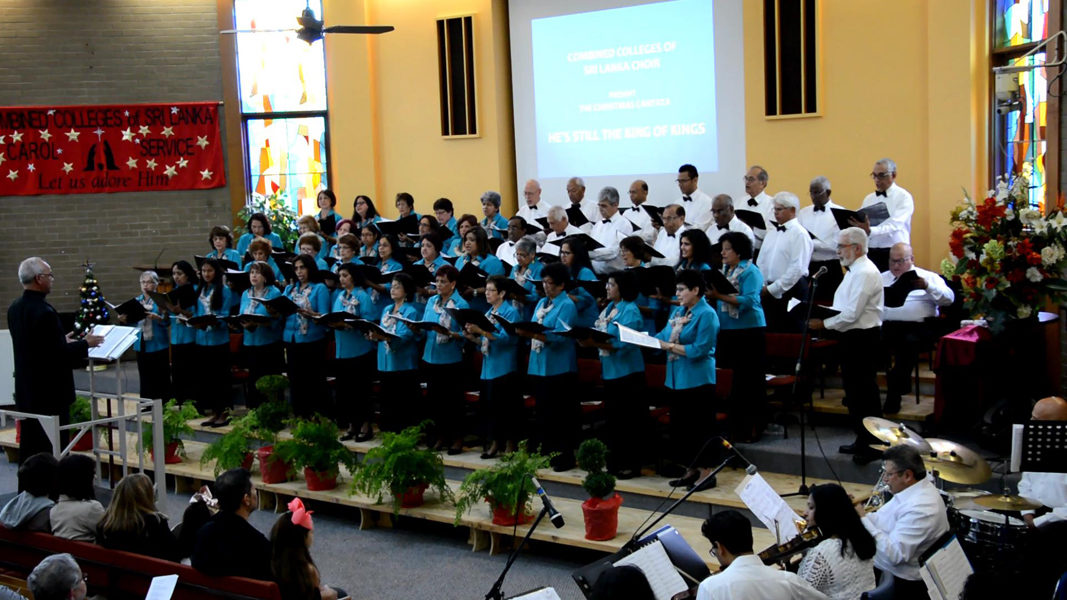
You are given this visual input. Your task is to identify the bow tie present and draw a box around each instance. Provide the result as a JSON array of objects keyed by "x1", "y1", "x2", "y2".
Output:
[
  {"x1": 602, "y1": 219, "x2": 611, "y2": 224},
  {"x1": 683, "y1": 195, "x2": 693, "y2": 202},
  {"x1": 667, "y1": 232, "x2": 676, "y2": 238},
  {"x1": 747, "y1": 198, "x2": 759, "y2": 207},
  {"x1": 813, "y1": 205, "x2": 826, "y2": 212},
  {"x1": 717, "y1": 224, "x2": 729, "y2": 231},
  {"x1": 775, "y1": 224, "x2": 787, "y2": 232},
  {"x1": 876, "y1": 190, "x2": 887, "y2": 197}
]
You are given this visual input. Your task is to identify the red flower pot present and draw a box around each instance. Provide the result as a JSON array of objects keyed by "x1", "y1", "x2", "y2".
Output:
[
  {"x1": 397, "y1": 483, "x2": 429, "y2": 508},
  {"x1": 490, "y1": 501, "x2": 534, "y2": 526},
  {"x1": 582, "y1": 494, "x2": 623, "y2": 541},
  {"x1": 71, "y1": 432, "x2": 94, "y2": 452},
  {"x1": 240, "y1": 452, "x2": 254, "y2": 471},
  {"x1": 304, "y1": 467, "x2": 338, "y2": 491},
  {"x1": 257, "y1": 445, "x2": 290, "y2": 484},
  {"x1": 150, "y1": 441, "x2": 183, "y2": 464}
]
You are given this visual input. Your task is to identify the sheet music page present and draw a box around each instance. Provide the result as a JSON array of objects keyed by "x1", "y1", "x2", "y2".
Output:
[
  {"x1": 145, "y1": 574, "x2": 178, "y2": 600},
  {"x1": 734, "y1": 474, "x2": 804, "y2": 544},
  {"x1": 617, "y1": 323, "x2": 662, "y2": 349},
  {"x1": 87, "y1": 325, "x2": 140, "y2": 360},
  {"x1": 786, "y1": 297, "x2": 801, "y2": 312},
  {"x1": 613, "y1": 539, "x2": 688, "y2": 600},
  {"x1": 1010, "y1": 423, "x2": 1024, "y2": 472},
  {"x1": 506, "y1": 587, "x2": 562, "y2": 600},
  {"x1": 920, "y1": 537, "x2": 972, "y2": 600}
]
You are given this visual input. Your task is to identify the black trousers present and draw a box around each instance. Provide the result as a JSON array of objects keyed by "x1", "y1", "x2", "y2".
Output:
[
  {"x1": 379, "y1": 369, "x2": 423, "y2": 432},
  {"x1": 837, "y1": 326, "x2": 883, "y2": 442},
  {"x1": 531, "y1": 373, "x2": 579, "y2": 463},
  {"x1": 882, "y1": 321, "x2": 926, "y2": 401},
  {"x1": 285, "y1": 340, "x2": 327, "y2": 418},
  {"x1": 809, "y1": 260, "x2": 844, "y2": 304},
  {"x1": 334, "y1": 352, "x2": 376, "y2": 429},
  {"x1": 717, "y1": 327, "x2": 767, "y2": 436},
  {"x1": 603, "y1": 372, "x2": 647, "y2": 471},
  {"x1": 667, "y1": 384, "x2": 718, "y2": 468},
  {"x1": 482, "y1": 374, "x2": 521, "y2": 444},
  {"x1": 18, "y1": 411, "x2": 69, "y2": 464},
  {"x1": 426, "y1": 361, "x2": 465, "y2": 442},
  {"x1": 763, "y1": 277, "x2": 810, "y2": 333},
  {"x1": 197, "y1": 343, "x2": 231, "y2": 415},
  {"x1": 136, "y1": 348, "x2": 171, "y2": 400},
  {"x1": 170, "y1": 343, "x2": 198, "y2": 404},
  {"x1": 245, "y1": 342, "x2": 284, "y2": 408}
]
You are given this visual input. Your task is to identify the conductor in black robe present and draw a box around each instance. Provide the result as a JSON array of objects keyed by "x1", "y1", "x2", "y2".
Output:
[{"x1": 7, "y1": 257, "x2": 102, "y2": 462}]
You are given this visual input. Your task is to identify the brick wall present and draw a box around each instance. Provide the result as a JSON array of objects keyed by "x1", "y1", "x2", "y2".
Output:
[{"x1": 0, "y1": 0, "x2": 233, "y2": 326}]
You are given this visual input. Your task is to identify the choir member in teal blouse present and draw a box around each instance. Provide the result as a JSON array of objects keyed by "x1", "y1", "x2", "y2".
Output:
[
  {"x1": 416, "y1": 234, "x2": 450, "y2": 273},
  {"x1": 579, "y1": 271, "x2": 645, "y2": 477},
  {"x1": 192, "y1": 258, "x2": 237, "y2": 426},
  {"x1": 315, "y1": 189, "x2": 341, "y2": 235},
  {"x1": 445, "y1": 214, "x2": 478, "y2": 257},
  {"x1": 330, "y1": 263, "x2": 379, "y2": 442},
  {"x1": 297, "y1": 215, "x2": 331, "y2": 262},
  {"x1": 480, "y1": 191, "x2": 510, "y2": 240},
  {"x1": 206, "y1": 226, "x2": 242, "y2": 266},
  {"x1": 283, "y1": 255, "x2": 331, "y2": 418},
  {"x1": 420, "y1": 265, "x2": 470, "y2": 454},
  {"x1": 245, "y1": 238, "x2": 284, "y2": 282},
  {"x1": 237, "y1": 262, "x2": 284, "y2": 408},
  {"x1": 366, "y1": 273, "x2": 423, "y2": 432},
  {"x1": 395, "y1": 192, "x2": 420, "y2": 221},
  {"x1": 676, "y1": 229, "x2": 715, "y2": 273},
  {"x1": 359, "y1": 225, "x2": 381, "y2": 260},
  {"x1": 708, "y1": 231, "x2": 767, "y2": 443},
  {"x1": 433, "y1": 197, "x2": 459, "y2": 246},
  {"x1": 366, "y1": 234, "x2": 406, "y2": 317},
  {"x1": 559, "y1": 239, "x2": 599, "y2": 327},
  {"x1": 297, "y1": 233, "x2": 330, "y2": 270},
  {"x1": 619, "y1": 235, "x2": 658, "y2": 334},
  {"x1": 509, "y1": 238, "x2": 542, "y2": 321},
  {"x1": 515, "y1": 262, "x2": 580, "y2": 472},
  {"x1": 327, "y1": 219, "x2": 354, "y2": 261},
  {"x1": 123, "y1": 271, "x2": 171, "y2": 401},
  {"x1": 654, "y1": 269, "x2": 720, "y2": 491},
  {"x1": 166, "y1": 261, "x2": 198, "y2": 404},
  {"x1": 456, "y1": 227, "x2": 506, "y2": 314},
  {"x1": 332, "y1": 233, "x2": 360, "y2": 272},
  {"x1": 418, "y1": 214, "x2": 442, "y2": 242},
  {"x1": 236, "y1": 212, "x2": 284, "y2": 257},
  {"x1": 464, "y1": 276, "x2": 522, "y2": 459},
  {"x1": 352, "y1": 194, "x2": 382, "y2": 231}
]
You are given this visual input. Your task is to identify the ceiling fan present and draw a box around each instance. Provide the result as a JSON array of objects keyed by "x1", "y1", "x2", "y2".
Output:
[{"x1": 221, "y1": 3, "x2": 394, "y2": 44}]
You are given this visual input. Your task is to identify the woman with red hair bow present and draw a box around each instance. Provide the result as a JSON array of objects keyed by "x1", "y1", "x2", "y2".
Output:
[{"x1": 270, "y1": 498, "x2": 348, "y2": 600}]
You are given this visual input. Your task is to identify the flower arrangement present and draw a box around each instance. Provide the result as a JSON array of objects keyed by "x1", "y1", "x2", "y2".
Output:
[{"x1": 941, "y1": 171, "x2": 1067, "y2": 333}]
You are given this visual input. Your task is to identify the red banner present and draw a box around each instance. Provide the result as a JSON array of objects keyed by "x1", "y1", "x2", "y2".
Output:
[{"x1": 0, "y1": 102, "x2": 225, "y2": 196}]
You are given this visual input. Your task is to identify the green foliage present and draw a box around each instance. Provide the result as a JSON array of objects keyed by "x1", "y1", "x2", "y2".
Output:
[
  {"x1": 200, "y1": 416, "x2": 256, "y2": 476},
  {"x1": 454, "y1": 442, "x2": 553, "y2": 523},
  {"x1": 273, "y1": 417, "x2": 358, "y2": 477},
  {"x1": 255, "y1": 374, "x2": 290, "y2": 401},
  {"x1": 237, "y1": 194, "x2": 299, "y2": 251},
  {"x1": 350, "y1": 422, "x2": 453, "y2": 514},
  {"x1": 243, "y1": 399, "x2": 291, "y2": 445},
  {"x1": 143, "y1": 399, "x2": 199, "y2": 456},
  {"x1": 70, "y1": 396, "x2": 92, "y2": 423},
  {"x1": 577, "y1": 439, "x2": 616, "y2": 499}
]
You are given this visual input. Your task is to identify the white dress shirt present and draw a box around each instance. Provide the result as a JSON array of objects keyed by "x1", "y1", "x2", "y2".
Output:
[
  {"x1": 862, "y1": 477, "x2": 950, "y2": 581},
  {"x1": 756, "y1": 219, "x2": 814, "y2": 298},
  {"x1": 880, "y1": 266, "x2": 954, "y2": 322},
  {"x1": 621, "y1": 204, "x2": 657, "y2": 243},
  {"x1": 681, "y1": 188, "x2": 714, "y2": 230},
  {"x1": 589, "y1": 211, "x2": 629, "y2": 274},
  {"x1": 696, "y1": 554, "x2": 830, "y2": 600},
  {"x1": 798, "y1": 200, "x2": 843, "y2": 262},
  {"x1": 541, "y1": 223, "x2": 582, "y2": 257},
  {"x1": 651, "y1": 226, "x2": 687, "y2": 267},
  {"x1": 738, "y1": 190, "x2": 775, "y2": 248},
  {"x1": 516, "y1": 202, "x2": 549, "y2": 224},
  {"x1": 861, "y1": 183, "x2": 914, "y2": 249},
  {"x1": 705, "y1": 215, "x2": 755, "y2": 246},
  {"x1": 1018, "y1": 471, "x2": 1067, "y2": 526},
  {"x1": 496, "y1": 240, "x2": 518, "y2": 266},
  {"x1": 824, "y1": 255, "x2": 883, "y2": 331}
]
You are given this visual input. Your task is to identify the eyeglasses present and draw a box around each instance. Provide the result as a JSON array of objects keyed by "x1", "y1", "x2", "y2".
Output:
[
  {"x1": 38, "y1": 272, "x2": 55, "y2": 280},
  {"x1": 884, "y1": 469, "x2": 904, "y2": 478},
  {"x1": 675, "y1": 177, "x2": 692, "y2": 183},
  {"x1": 889, "y1": 257, "x2": 913, "y2": 265},
  {"x1": 743, "y1": 176, "x2": 759, "y2": 183},
  {"x1": 837, "y1": 243, "x2": 857, "y2": 250},
  {"x1": 81, "y1": 572, "x2": 89, "y2": 583},
  {"x1": 870, "y1": 172, "x2": 892, "y2": 180}
]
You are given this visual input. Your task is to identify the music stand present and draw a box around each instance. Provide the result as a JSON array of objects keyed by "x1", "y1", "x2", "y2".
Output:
[
  {"x1": 782, "y1": 276, "x2": 822, "y2": 497},
  {"x1": 1012, "y1": 422, "x2": 1067, "y2": 474}
]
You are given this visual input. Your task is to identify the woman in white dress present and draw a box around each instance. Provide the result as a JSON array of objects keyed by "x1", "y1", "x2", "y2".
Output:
[{"x1": 797, "y1": 483, "x2": 877, "y2": 600}]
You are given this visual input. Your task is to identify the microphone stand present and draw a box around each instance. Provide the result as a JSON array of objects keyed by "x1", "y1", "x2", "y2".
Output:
[
  {"x1": 484, "y1": 505, "x2": 550, "y2": 600},
  {"x1": 782, "y1": 275, "x2": 821, "y2": 498}
]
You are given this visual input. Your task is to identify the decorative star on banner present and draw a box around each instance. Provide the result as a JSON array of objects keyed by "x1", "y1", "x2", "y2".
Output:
[
  {"x1": 0, "y1": 135, "x2": 5, "y2": 145},
  {"x1": 200, "y1": 168, "x2": 213, "y2": 180},
  {"x1": 126, "y1": 157, "x2": 138, "y2": 169},
  {"x1": 26, "y1": 163, "x2": 35, "y2": 173},
  {"x1": 65, "y1": 129, "x2": 80, "y2": 142},
  {"x1": 62, "y1": 162, "x2": 73, "y2": 174},
  {"x1": 10, "y1": 131, "x2": 23, "y2": 143},
  {"x1": 0, "y1": 154, "x2": 5, "y2": 167},
  {"x1": 121, "y1": 128, "x2": 135, "y2": 142},
  {"x1": 176, "y1": 157, "x2": 188, "y2": 169},
  {"x1": 6, "y1": 170, "x2": 17, "y2": 181},
  {"x1": 161, "y1": 126, "x2": 174, "y2": 138},
  {"x1": 163, "y1": 164, "x2": 177, "y2": 177},
  {"x1": 38, "y1": 129, "x2": 52, "y2": 142},
  {"x1": 145, "y1": 158, "x2": 158, "y2": 170},
  {"x1": 195, "y1": 135, "x2": 209, "y2": 149},
  {"x1": 138, "y1": 125, "x2": 151, "y2": 136}
]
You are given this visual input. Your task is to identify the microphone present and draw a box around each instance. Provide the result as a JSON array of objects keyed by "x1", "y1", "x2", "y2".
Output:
[
  {"x1": 720, "y1": 437, "x2": 758, "y2": 475},
  {"x1": 530, "y1": 476, "x2": 565, "y2": 528},
  {"x1": 811, "y1": 265, "x2": 829, "y2": 280}
]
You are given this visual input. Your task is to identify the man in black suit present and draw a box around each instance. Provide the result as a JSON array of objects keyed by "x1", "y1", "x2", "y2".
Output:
[{"x1": 192, "y1": 468, "x2": 273, "y2": 581}]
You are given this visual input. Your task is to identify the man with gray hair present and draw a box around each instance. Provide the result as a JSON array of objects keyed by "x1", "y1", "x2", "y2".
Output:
[
  {"x1": 542, "y1": 205, "x2": 581, "y2": 257},
  {"x1": 566, "y1": 176, "x2": 599, "y2": 229},
  {"x1": 588, "y1": 186, "x2": 629, "y2": 274},
  {"x1": 809, "y1": 228, "x2": 883, "y2": 457},
  {"x1": 8, "y1": 258, "x2": 103, "y2": 462},
  {"x1": 740, "y1": 165, "x2": 775, "y2": 251},
  {"x1": 28, "y1": 553, "x2": 86, "y2": 600},
  {"x1": 704, "y1": 193, "x2": 754, "y2": 247},
  {"x1": 797, "y1": 176, "x2": 844, "y2": 302},
  {"x1": 756, "y1": 192, "x2": 813, "y2": 331},
  {"x1": 851, "y1": 158, "x2": 914, "y2": 271}
]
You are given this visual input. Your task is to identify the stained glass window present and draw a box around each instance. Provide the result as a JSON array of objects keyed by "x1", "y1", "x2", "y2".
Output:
[
  {"x1": 234, "y1": 0, "x2": 328, "y2": 216},
  {"x1": 994, "y1": 0, "x2": 1049, "y2": 48}
]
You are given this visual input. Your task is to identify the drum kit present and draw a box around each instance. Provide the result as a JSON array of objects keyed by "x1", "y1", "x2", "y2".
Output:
[{"x1": 862, "y1": 417, "x2": 1039, "y2": 575}]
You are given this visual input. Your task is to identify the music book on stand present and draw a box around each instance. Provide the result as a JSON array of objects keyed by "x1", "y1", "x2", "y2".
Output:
[
  {"x1": 919, "y1": 536, "x2": 973, "y2": 600},
  {"x1": 87, "y1": 325, "x2": 140, "y2": 361},
  {"x1": 1010, "y1": 422, "x2": 1067, "y2": 473}
]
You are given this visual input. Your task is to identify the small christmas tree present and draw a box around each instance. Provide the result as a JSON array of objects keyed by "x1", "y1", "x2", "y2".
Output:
[{"x1": 72, "y1": 261, "x2": 110, "y2": 338}]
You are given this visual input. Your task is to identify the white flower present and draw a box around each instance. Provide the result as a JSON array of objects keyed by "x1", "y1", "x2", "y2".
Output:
[
  {"x1": 1019, "y1": 208, "x2": 1042, "y2": 225},
  {"x1": 1033, "y1": 219, "x2": 1049, "y2": 235},
  {"x1": 1050, "y1": 212, "x2": 1067, "y2": 231},
  {"x1": 1026, "y1": 267, "x2": 1044, "y2": 282},
  {"x1": 1004, "y1": 207, "x2": 1015, "y2": 221},
  {"x1": 1041, "y1": 244, "x2": 1065, "y2": 266},
  {"x1": 1017, "y1": 305, "x2": 1033, "y2": 319}
]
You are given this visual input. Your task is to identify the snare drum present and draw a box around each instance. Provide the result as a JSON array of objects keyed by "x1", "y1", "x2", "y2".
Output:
[{"x1": 950, "y1": 507, "x2": 1032, "y2": 574}]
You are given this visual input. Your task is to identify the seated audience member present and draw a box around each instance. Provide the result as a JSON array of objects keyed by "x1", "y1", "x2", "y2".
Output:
[
  {"x1": 177, "y1": 486, "x2": 217, "y2": 563},
  {"x1": 27, "y1": 553, "x2": 87, "y2": 600},
  {"x1": 271, "y1": 498, "x2": 348, "y2": 600},
  {"x1": 879, "y1": 242, "x2": 954, "y2": 413},
  {"x1": 97, "y1": 473, "x2": 180, "y2": 562},
  {"x1": 192, "y1": 468, "x2": 272, "y2": 580},
  {"x1": 697, "y1": 510, "x2": 829, "y2": 600},
  {"x1": 797, "y1": 484, "x2": 876, "y2": 600},
  {"x1": 0, "y1": 452, "x2": 58, "y2": 532},
  {"x1": 857, "y1": 445, "x2": 949, "y2": 598},
  {"x1": 50, "y1": 454, "x2": 104, "y2": 542},
  {"x1": 797, "y1": 176, "x2": 844, "y2": 303},
  {"x1": 589, "y1": 565, "x2": 655, "y2": 600}
]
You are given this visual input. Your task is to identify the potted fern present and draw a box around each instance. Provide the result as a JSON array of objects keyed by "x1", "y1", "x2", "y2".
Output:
[
  {"x1": 273, "y1": 417, "x2": 358, "y2": 491},
  {"x1": 250, "y1": 376, "x2": 293, "y2": 483},
  {"x1": 454, "y1": 443, "x2": 553, "y2": 526},
  {"x1": 577, "y1": 439, "x2": 622, "y2": 540},
  {"x1": 350, "y1": 422, "x2": 453, "y2": 513},
  {"x1": 143, "y1": 399, "x2": 199, "y2": 464},
  {"x1": 69, "y1": 395, "x2": 95, "y2": 451},
  {"x1": 200, "y1": 415, "x2": 257, "y2": 476}
]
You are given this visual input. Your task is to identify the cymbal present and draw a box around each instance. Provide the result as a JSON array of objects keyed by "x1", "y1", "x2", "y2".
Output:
[
  {"x1": 922, "y1": 438, "x2": 992, "y2": 484},
  {"x1": 974, "y1": 493, "x2": 1041, "y2": 511},
  {"x1": 863, "y1": 417, "x2": 932, "y2": 452}
]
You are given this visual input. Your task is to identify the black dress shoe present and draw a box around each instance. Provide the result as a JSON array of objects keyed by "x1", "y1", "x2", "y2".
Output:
[
  {"x1": 340, "y1": 431, "x2": 356, "y2": 442},
  {"x1": 355, "y1": 430, "x2": 374, "y2": 442},
  {"x1": 208, "y1": 418, "x2": 230, "y2": 428},
  {"x1": 447, "y1": 445, "x2": 464, "y2": 455},
  {"x1": 481, "y1": 442, "x2": 499, "y2": 460},
  {"x1": 614, "y1": 468, "x2": 639, "y2": 480},
  {"x1": 883, "y1": 395, "x2": 902, "y2": 415},
  {"x1": 658, "y1": 463, "x2": 687, "y2": 479},
  {"x1": 689, "y1": 475, "x2": 717, "y2": 492},
  {"x1": 669, "y1": 472, "x2": 699, "y2": 488}
]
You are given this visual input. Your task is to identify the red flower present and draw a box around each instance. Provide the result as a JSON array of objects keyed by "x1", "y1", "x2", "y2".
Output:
[
  {"x1": 985, "y1": 278, "x2": 998, "y2": 289},
  {"x1": 976, "y1": 198, "x2": 1007, "y2": 228},
  {"x1": 1006, "y1": 269, "x2": 1025, "y2": 283},
  {"x1": 949, "y1": 228, "x2": 968, "y2": 258},
  {"x1": 1017, "y1": 238, "x2": 1034, "y2": 256},
  {"x1": 1028, "y1": 252, "x2": 1042, "y2": 265}
]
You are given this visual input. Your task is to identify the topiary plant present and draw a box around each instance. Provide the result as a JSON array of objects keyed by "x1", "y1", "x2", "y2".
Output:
[
  {"x1": 350, "y1": 421, "x2": 453, "y2": 514},
  {"x1": 454, "y1": 442, "x2": 553, "y2": 523},
  {"x1": 273, "y1": 417, "x2": 358, "y2": 478},
  {"x1": 577, "y1": 438, "x2": 616, "y2": 500},
  {"x1": 143, "y1": 399, "x2": 199, "y2": 457}
]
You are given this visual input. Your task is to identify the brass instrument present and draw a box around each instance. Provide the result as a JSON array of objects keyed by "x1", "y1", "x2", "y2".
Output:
[
  {"x1": 758, "y1": 523, "x2": 826, "y2": 569},
  {"x1": 864, "y1": 466, "x2": 893, "y2": 512}
]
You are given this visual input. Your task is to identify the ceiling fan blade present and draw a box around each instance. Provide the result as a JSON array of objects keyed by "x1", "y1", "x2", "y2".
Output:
[
  {"x1": 321, "y1": 25, "x2": 395, "y2": 35},
  {"x1": 220, "y1": 28, "x2": 298, "y2": 34}
]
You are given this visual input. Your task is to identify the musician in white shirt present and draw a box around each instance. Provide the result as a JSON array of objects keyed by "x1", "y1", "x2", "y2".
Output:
[
  {"x1": 756, "y1": 192, "x2": 813, "y2": 331},
  {"x1": 880, "y1": 243, "x2": 954, "y2": 413},
  {"x1": 797, "y1": 176, "x2": 844, "y2": 302},
  {"x1": 856, "y1": 445, "x2": 949, "y2": 597},
  {"x1": 1017, "y1": 396, "x2": 1067, "y2": 597},
  {"x1": 677, "y1": 164, "x2": 714, "y2": 228},
  {"x1": 516, "y1": 179, "x2": 549, "y2": 246},
  {"x1": 651, "y1": 204, "x2": 687, "y2": 267},
  {"x1": 740, "y1": 165, "x2": 775, "y2": 251},
  {"x1": 588, "y1": 186, "x2": 629, "y2": 274},
  {"x1": 809, "y1": 227, "x2": 883, "y2": 456},
  {"x1": 542, "y1": 205, "x2": 581, "y2": 258},
  {"x1": 566, "y1": 177, "x2": 599, "y2": 230},
  {"x1": 622, "y1": 179, "x2": 657, "y2": 244},
  {"x1": 704, "y1": 194, "x2": 755, "y2": 247},
  {"x1": 850, "y1": 158, "x2": 914, "y2": 271},
  {"x1": 697, "y1": 510, "x2": 829, "y2": 600}
]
